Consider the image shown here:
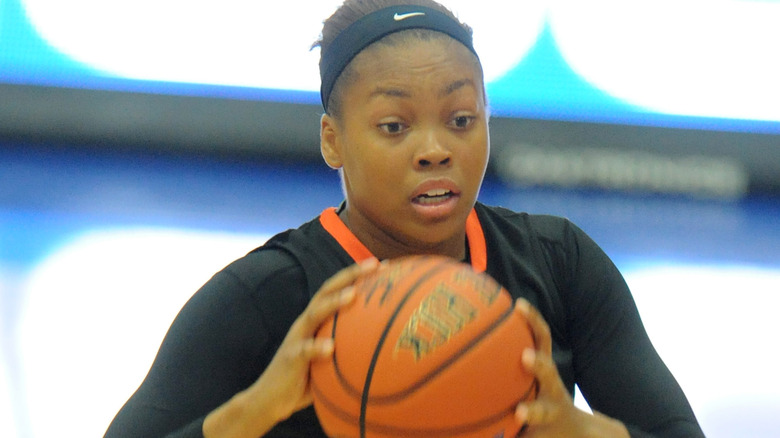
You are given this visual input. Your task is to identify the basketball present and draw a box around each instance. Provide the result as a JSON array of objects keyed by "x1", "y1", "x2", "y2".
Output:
[{"x1": 310, "y1": 255, "x2": 537, "y2": 438}]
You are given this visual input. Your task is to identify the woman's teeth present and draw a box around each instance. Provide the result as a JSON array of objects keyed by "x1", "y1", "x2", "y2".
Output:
[{"x1": 416, "y1": 189, "x2": 452, "y2": 204}]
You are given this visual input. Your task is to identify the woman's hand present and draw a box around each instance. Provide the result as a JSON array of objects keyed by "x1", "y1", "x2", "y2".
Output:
[
  {"x1": 514, "y1": 299, "x2": 629, "y2": 438},
  {"x1": 203, "y1": 258, "x2": 379, "y2": 438}
]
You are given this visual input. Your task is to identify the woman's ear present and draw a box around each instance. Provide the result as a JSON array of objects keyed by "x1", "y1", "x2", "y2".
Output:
[{"x1": 320, "y1": 114, "x2": 343, "y2": 169}]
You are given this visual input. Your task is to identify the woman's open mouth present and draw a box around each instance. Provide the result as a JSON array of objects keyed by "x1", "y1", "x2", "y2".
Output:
[
  {"x1": 410, "y1": 180, "x2": 462, "y2": 219},
  {"x1": 413, "y1": 188, "x2": 455, "y2": 205}
]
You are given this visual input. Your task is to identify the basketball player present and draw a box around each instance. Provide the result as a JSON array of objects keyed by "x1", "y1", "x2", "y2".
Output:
[{"x1": 104, "y1": 1, "x2": 705, "y2": 437}]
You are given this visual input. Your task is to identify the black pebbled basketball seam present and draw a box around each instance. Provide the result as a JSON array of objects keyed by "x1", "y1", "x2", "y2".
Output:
[
  {"x1": 324, "y1": 257, "x2": 448, "y2": 403},
  {"x1": 358, "y1": 259, "x2": 452, "y2": 438}
]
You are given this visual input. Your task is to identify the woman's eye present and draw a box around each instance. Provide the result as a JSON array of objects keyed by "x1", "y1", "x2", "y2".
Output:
[
  {"x1": 451, "y1": 115, "x2": 475, "y2": 129},
  {"x1": 379, "y1": 122, "x2": 406, "y2": 135}
]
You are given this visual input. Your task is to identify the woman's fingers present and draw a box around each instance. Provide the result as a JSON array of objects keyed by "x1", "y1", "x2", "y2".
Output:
[
  {"x1": 514, "y1": 298, "x2": 572, "y2": 431},
  {"x1": 515, "y1": 399, "x2": 561, "y2": 428},
  {"x1": 293, "y1": 337, "x2": 335, "y2": 360},
  {"x1": 300, "y1": 286, "x2": 355, "y2": 332},
  {"x1": 515, "y1": 349, "x2": 567, "y2": 428},
  {"x1": 521, "y1": 348, "x2": 567, "y2": 401},
  {"x1": 294, "y1": 258, "x2": 379, "y2": 335},
  {"x1": 320, "y1": 257, "x2": 379, "y2": 296},
  {"x1": 240, "y1": 259, "x2": 381, "y2": 426}
]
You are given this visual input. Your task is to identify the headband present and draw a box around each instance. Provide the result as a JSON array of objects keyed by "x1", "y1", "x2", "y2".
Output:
[{"x1": 319, "y1": 5, "x2": 477, "y2": 112}]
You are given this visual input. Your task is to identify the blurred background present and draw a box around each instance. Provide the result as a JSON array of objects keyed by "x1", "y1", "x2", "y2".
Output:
[{"x1": 1, "y1": 1, "x2": 778, "y2": 437}]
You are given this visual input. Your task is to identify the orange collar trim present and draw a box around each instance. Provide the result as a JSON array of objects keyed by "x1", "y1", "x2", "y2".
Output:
[{"x1": 319, "y1": 207, "x2": 487, "y2": 273}]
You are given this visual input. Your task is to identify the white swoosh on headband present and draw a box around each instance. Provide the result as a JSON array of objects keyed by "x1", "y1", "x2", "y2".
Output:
[{"x1": 394, "y1": 12, "x2": 426, "y2": 21}]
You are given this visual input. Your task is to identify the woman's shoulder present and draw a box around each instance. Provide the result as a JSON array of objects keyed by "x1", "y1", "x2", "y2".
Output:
[
  {"x1": 218, "y1": 213, "x2": 353, "y2": 303},
  {"x1": 475, "y1": 202, "x2": 580, "y2": 244},
  {"x1": 223, "y1": 244, "x2": 303, "y2": 290}
]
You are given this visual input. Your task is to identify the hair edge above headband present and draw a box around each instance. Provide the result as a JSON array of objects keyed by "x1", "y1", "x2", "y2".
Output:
[{"x1": 319, "y1": 5, "x2": 477, "y2": 112}]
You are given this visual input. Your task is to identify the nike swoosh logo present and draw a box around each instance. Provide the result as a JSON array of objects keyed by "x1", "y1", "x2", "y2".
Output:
[{"x1": 394, "y1": 12, "x2": 426, "y2": 21}]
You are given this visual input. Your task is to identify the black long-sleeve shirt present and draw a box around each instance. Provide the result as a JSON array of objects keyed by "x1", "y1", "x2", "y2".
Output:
[{"x1": 104, "y1": 203, "x2": 704, "y2": 437}]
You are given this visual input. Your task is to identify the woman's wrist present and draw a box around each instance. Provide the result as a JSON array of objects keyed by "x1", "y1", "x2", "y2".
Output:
[
  {"x1": 584, "y1": 410, "x2": 630, "y2": 438},
  {"x1": 202, "y1": 387, "x2": 277, "y2": 438}
]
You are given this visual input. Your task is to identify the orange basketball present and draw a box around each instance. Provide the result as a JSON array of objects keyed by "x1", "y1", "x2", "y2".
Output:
[{"x1": 310, "y1": 255, "x2": 537, "y2": 438}]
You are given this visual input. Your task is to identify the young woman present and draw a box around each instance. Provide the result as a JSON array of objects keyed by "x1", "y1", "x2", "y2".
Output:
[{"x1": 104, "y1": 1, "x2": 705, "y2": 437}]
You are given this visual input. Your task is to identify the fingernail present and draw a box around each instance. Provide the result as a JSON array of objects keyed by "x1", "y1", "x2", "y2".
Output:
[
  {"x1": 522, "y1": 348, "x2": 536, "y2": 368},
  {"x1": 321, "y1": 339, "x2": 334, "y2": 354},
  {"x1": 361, "y1": 258, "x2": 379, "y2": 269},
  {"x1": 515, "y1": 299, "x2": 530, "y2": 314},
  {"x1": 515, "y1": 404, "x2": 528, "y2": 423},
  {"x1": 340, "y1": 286, "x2": 356, "y2": 303}
]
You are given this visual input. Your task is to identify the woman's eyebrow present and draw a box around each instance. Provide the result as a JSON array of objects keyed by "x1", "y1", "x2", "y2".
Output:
[
  {"x1": 369, "y1": 87, "x2": 411, "y2": 99},
  {"x1": 439, "y1": 78, "x2": 475, "y2": 97},
  {"x1": 368, "y1": 78, "x2": 475, "y2": 100}
]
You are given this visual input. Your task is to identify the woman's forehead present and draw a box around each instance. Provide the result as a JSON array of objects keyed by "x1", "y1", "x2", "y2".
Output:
[{"x1": 341, "y1": 42, "x2": 485, "y2": 112}]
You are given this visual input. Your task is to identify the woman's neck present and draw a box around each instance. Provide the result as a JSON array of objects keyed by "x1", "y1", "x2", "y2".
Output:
[{"x1": 338, "y1": 206, "x2": 467, "y2": 261}]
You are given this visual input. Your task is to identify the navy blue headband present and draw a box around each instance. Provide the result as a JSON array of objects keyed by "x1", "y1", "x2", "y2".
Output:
[{"x1": 319, "y1": 5, "x2": 477, "y2": 112}]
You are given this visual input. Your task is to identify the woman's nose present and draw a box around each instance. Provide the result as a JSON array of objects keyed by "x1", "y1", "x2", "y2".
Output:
[{"x1": 414, "y1": 132, "x2": 452, "y2": 169}]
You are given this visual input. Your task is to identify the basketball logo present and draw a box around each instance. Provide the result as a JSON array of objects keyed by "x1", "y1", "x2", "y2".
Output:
[{"x1": 396, "y1": 284, "x2": 478, "y2": 360}]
